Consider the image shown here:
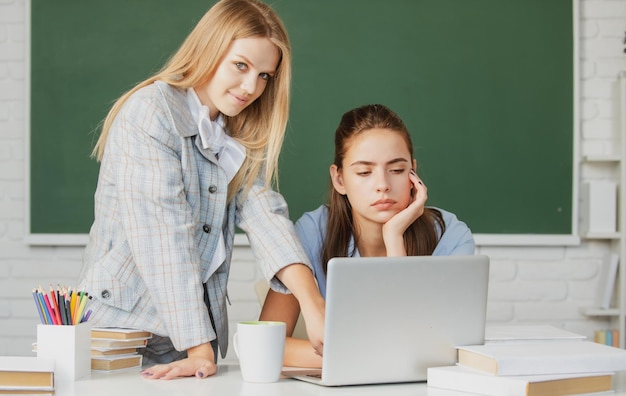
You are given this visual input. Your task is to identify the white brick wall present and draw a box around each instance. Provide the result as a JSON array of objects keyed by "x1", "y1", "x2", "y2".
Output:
[{"x1": 0, "y1": 0, "x2": 625, "y2": 364}]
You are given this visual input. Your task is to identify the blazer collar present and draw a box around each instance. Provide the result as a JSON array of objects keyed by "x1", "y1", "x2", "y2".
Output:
[
  {"x1": 154, "y1": 81, "x2": 219, "y2": 163},
  {"x1": 154, "y1": 80, "x2": 198, "y2": 139}
]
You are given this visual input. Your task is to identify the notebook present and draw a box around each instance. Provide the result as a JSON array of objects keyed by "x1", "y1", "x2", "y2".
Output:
[{"x1": 288, "y1": 254, "x2": 490, "y2": 386}]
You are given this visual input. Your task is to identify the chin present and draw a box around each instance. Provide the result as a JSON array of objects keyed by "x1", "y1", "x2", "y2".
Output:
[
  {"x1": 218, "y1": 108, "x2": 241, "y2": 117},
  {"x1": 374, "y1": 213, "x2": 398, "y2": 224},
  {"x1": 217, "y1": 102, "x2": 247, "y2": 117}
]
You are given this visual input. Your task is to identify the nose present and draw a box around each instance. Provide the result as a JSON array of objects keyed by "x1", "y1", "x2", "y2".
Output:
[
  {"x1": 241, "y1": 75, "x2": 258, "y2": 96},
  {"x1": 375, "y1": 172, "x2": 391, "y2": 193}
]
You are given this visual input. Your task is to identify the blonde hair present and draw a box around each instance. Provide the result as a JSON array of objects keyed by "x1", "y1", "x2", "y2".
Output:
[{"x1": 92, "y1": 0, "x2": 291, "y2": 200}]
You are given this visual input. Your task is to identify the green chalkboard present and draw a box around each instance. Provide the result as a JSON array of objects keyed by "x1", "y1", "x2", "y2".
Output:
[{"x1": 30, "y1": 0, "x2": 573, "y2": 237}]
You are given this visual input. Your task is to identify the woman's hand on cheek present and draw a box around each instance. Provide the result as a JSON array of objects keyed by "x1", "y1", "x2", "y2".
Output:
[
  {"x1": 408, "y1": 169, "x2": 428, "y2": 217},
  {"x1": 382, "y1": 170, "x2": 427, "y2": 255}
]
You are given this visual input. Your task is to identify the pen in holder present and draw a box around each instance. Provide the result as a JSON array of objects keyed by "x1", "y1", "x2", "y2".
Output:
[{"x1": 33, "y1": 285, "x2": 92, "y2": 381}]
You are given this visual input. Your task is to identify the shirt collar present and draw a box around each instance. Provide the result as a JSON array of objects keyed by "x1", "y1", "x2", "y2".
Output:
[{"x1": 186, "y1": 88, "x2": 246, "y2": 183}]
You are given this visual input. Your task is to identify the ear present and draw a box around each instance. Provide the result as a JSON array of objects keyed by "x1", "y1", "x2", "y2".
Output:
[
  {"x1": 330, "y1": 164, "x2": 347, "y2": 195},
  {"x1": 412, "y1": 158, "x2": 417, "y2": 172}
]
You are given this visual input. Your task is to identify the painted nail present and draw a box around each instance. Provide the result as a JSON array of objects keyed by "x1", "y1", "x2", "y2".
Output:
[{"x1": 197, "y1": 371, "x2": 204, "y2": 378}]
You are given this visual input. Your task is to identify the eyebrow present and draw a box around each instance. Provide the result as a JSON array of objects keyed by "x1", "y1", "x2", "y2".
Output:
[
  {"x1": 234, "y1": 54, "x2": 276, "y2": 75},
  {"x1": 349, "y1": 158, "x2": 409, "y2": 167}
]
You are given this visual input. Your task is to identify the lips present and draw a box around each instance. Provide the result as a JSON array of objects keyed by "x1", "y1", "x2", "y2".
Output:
[
  {"x1": 372, "y1": 198, "x2": 396, "y2": 209},
  {"x1": 232, "y1": 94, "x2": 248, "y2": 105}
]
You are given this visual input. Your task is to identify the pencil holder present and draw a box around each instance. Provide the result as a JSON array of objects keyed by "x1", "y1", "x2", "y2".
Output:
[{"x1": 37, "y1": 322, "x2": 91, "y2": 381}]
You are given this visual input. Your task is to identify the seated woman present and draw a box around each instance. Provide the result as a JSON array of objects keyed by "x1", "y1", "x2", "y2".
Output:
[{"x1": 259, "y1": 104, "x2": 475, "y2": 368}]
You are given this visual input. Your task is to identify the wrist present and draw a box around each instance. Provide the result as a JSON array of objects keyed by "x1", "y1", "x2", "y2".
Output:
[
  {"x1": 382, "y1": 229, "x2": 406, "y2": 257},
  {"x1": 187, "y1": 342, "x2": 215, "y2": 361},
  {"x1": 383, "y1": 237, "x2": 406, "y2": 257}
]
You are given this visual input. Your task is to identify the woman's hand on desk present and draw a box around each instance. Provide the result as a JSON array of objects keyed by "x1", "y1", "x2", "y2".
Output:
[{"x1": 140, "y1": 343, "x2": 217, "y2": 380}]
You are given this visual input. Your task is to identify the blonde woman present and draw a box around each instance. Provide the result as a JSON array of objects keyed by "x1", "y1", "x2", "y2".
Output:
[{"x1": 78, "y1": 0, "x2": 324, "y2": 380}]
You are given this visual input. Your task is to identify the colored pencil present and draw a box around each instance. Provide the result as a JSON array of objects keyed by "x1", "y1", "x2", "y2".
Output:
[
  {"x1": 37, "y1": 289, "x2": 52, "y2": 324},
  {"x1": 32, "y1": 284, "x2": 92, "y2": 325},
  {"x1": 31, "y1": 289, "x2": 45, "y2": 324}
]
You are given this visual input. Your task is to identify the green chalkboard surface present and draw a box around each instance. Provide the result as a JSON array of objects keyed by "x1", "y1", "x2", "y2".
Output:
[{"x1": 30, "y1": 0, "x2": 573, "y2": 237}]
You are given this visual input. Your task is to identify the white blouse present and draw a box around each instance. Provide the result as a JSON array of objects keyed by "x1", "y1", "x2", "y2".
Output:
[{"x1": 187, "y1": 88, "x2": 246, "y2": 281}]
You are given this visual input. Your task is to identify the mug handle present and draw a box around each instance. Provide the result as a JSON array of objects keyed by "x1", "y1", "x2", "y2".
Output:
[{"x1": 233, "y1": 332, "x2": 239, "y2": 358}]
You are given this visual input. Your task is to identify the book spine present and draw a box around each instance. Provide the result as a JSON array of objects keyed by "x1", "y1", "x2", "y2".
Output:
[{"x1": 594, "y1": 329, "x2": 620, "y2": 347}]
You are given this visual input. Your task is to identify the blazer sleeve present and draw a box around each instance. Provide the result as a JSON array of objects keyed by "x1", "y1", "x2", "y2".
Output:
[
  {"x1": 235, "y1": 177, "x2": 312, "y2": 294},
  {"x1": 106, "y1": 89, "x2": 213, "y2": 351},
  {"x1": 295, "y1": 206, "x2": 328, "y2": 298}
]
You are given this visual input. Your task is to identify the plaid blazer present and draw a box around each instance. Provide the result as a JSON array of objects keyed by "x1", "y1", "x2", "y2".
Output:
[{"x1": 79, "y1": 81, "x2": 309, "y2": 358}]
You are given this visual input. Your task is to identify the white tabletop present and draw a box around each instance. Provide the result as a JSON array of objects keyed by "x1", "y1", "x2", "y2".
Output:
[{"x1": 47, "y1": 364, "x2": 626, "y2": 396}]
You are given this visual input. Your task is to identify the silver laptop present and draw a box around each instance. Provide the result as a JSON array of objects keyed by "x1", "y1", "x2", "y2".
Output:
[{"x1": 289, "y1": 255, "x2": 489, "y2": 386}]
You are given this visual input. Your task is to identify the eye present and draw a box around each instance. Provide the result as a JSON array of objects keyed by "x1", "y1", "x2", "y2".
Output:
[
  {"x1": 259, "y1": 72, "x2": 272, "y2": 81},
  {"x1": 235, "y1": 62, "x2": 247, "y2": 71},
  {"x1": 390, "y1": 168, "x2": 406, "y2": 174},
  {"x1": 356, "y1": 170, "x2": 371, "y2": 176}
]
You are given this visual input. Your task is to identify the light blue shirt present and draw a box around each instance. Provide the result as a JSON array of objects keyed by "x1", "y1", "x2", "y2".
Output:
[{"x1": 295, "y1": 205, "x2": 476, "y2": 298}]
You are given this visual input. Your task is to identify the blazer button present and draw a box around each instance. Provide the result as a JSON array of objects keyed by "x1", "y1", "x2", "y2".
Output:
[
  {"x1": 101, "y1": 290, "x2": 111, "y2": 299},
  {"x1": 203, "y1": 224, "x2": 211, "y2": 233},
  {"x1": 208, "y1": 185, "x2": 218, "y2": 194}
]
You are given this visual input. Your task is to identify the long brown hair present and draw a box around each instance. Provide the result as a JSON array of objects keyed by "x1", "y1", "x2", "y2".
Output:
[
  {"x1": 92, "y1": 0, "x2": 291, "y2": 200},
  {"x1": 321, "y1": 104, "x2": 445, "y2": 272}
]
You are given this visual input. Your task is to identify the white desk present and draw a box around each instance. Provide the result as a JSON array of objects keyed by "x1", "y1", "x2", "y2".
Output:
[{"x1": 50, "y1": 365, "x2": 626, "y2": 396}]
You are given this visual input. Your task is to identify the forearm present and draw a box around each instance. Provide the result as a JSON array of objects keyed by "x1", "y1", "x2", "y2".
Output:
[
  {"x1": 283, "y1": 337, "x2": 322, "y2": 368},
  {"x1": 275, "y1": 264, "x2": 324, "y2": 316},
  {"x1": 382, "y1": 230, "x2": 406, "y2": 257},
  {"x1": 275, "y1": 263, "x2": 325, "y2": 355}
]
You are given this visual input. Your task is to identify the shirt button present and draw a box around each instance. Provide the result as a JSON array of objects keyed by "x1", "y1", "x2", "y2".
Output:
[
  {"x1": 203, "y1": 224, "x2": 211, "y2": 233},
  {"x1": 208, "y1": 185, "x2": 218, "y2": 194},
  {"x1": 101, "y1": 290, "x2": 111, "y2": 299}
]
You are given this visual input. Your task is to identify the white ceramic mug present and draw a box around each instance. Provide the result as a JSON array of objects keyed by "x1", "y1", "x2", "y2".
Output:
[{"x1": 233, "y1": 321, "x2": 286, "y2": 383}]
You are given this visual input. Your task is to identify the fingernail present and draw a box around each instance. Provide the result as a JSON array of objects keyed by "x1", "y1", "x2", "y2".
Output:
[
  {"x1": 140, "y1": 371, "x2": 153, "y2": 377},
  {"x1": 196, "y1": 371, "x2": 204, "y2": 378}
]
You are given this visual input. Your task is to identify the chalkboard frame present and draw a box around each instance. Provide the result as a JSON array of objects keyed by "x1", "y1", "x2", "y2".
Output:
[{"x1": 25, "y1": 0, "x2": 581, "y2": 246}]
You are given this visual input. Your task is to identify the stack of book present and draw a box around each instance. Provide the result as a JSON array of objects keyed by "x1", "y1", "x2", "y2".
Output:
[
  {"x1": 91, "y1": 327, "x2": 151, "y2": 372},
  {"x1": 427, "y1": 325, "x2": 626, "y2": 396},
  {"x1": 595, "y1": 328, "x2": 620, "y2": 347},
  {"x1": 0, "y1": 356, "x2": 54, "y2": 394}
]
